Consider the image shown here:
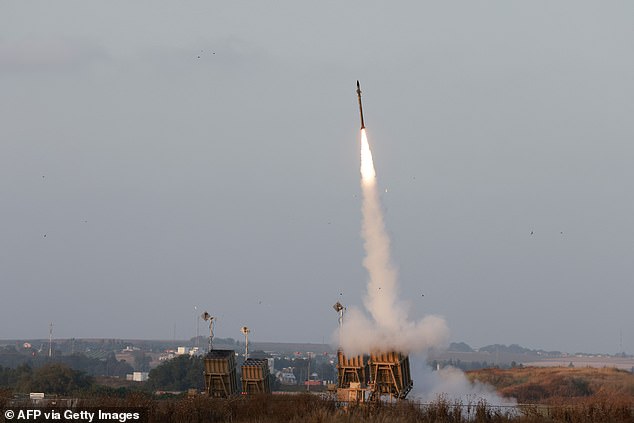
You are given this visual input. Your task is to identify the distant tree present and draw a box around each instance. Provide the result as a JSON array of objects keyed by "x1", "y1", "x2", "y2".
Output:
[
  {"x1": 131, "y1": 351, "x2": 151, "y2": 372},
  {"x1": 106, "y1": 353, "x2": 135, "y2": 377},
  {"x1": 316, "y1": 360, "x2": 336, "y2": 382},
  {"x1": 275, "y1": 357, "x2": 294, "y2": 371},
  {"x1": 84, "y1": 385, "x2": 133, "y2": 398},
  {"x1": 0, "y1": 365, "x2": 10, "y2": 386},
  {"x1": 479, "y1": 344, "x2": 532, "y2": 354},
  {"x1": 56, "y1": 352, "x2": 133, "y2": 377},
  {"x1": 292, "y1": 358, "x2": 309, "y2": 385},
  {"x1": 2, "y1": 364, "x2": 35, "y2": 393},
  {"x1": 147, "y1": 356, "x2": 204, "y2": 391},
  {"x1": 268, "y1": 374, "x2": 280, "y2": 391},
  {"x1": 0, "y1": 346, "x2": 32, "y2": 369},
  {"x1": 29, "y1": 363, "x2": 93, "y2": 395},
  {"x1": 449, "y1": 342, "x2": 474, "y2": 352}
]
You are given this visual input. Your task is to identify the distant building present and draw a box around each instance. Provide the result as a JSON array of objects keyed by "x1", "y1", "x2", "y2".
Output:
[
  {"x1": 29, "y1": 393, "x2": 45, "y2": 402},
  {"x1": 126, "y1": 372, "x2": 149, "y2": 382},
  {"x1": 159, "y1": 351, "x2": 176, "y2": 361}
]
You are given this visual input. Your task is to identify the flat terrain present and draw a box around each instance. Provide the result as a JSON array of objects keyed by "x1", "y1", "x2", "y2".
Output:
[
  {"x1": 467, "y1": 366, "x2": 634, "y2": 404},
  {"x1": 522, "y1": 356, "x2": 634, "y2": 370}
]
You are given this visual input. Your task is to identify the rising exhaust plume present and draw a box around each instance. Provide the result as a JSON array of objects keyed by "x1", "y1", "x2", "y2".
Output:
[
  {"x1": 338, "y1": 126, "x2": 449, "y2": 356},
  {"x1": 338, "y1": 84, "x2": 514, "y2": 405}
]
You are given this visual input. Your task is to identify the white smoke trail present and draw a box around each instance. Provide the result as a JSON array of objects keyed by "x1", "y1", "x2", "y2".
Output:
[
  {"x1": 339, "y1": 129, "x2": 449, "y2": 356},
  {"x1": 337, "y1": 129, "x2": 515, "y2": 406}
]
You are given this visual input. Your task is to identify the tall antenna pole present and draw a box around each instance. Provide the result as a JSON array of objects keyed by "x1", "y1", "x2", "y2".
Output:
[
  {"x1": 306, "y1": 352, "x2": 312, "y2": 392},
  {"x1": 48, "y1": 322, "x2": 53, "y2": 358},
  {"x1": 333, "y1": 302, "x2": 345, "y2": 348},
  {"x1": 209, "y1": 318, "x2": 214, "y2": 352},
  {"x1": 194, "y1": 306, "x2": 200, "y2": 352},
  {"x1": 201, "y1": 312, "x2": 214, "y2": 353},
  {"x1": 241, "y1": 326, "x2": 250, "y2": 360}
]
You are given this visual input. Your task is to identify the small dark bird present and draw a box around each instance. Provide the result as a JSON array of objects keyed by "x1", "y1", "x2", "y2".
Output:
[
  {"x1": 530, "y1": 231, "x2": 534, "y2": 235},
  {"x1": 43, "y1": 234, "x2": 47, "y2": 238},
  {"x1": 197, "y1": 56, "x2": 200, "y2": 58}
]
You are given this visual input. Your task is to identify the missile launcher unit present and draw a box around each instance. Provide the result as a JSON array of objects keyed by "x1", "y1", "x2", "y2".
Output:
[
  {"x1": 204, "y1": 350, "x2": 239, "y2": 398},
  {"x1": 241, "y1": 358, "x2": 271, "y2": 394},
  {"x1": 336, "y1": 349, "x2": 413, "y2": 402}
]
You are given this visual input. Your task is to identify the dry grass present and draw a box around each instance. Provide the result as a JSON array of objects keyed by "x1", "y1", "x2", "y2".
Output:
[
  {"x1": 467, "y1": 366, "x2": 634, "y2": 404},
  {"x1": 4, "y1": 367, "x2": 634, "y2": 422},
  {"x1": 56, "y1": 393, "x2": 634, "y2": 422},
  {"x1": 3, "y1": 392, "x2": 633, "y2": 422}
]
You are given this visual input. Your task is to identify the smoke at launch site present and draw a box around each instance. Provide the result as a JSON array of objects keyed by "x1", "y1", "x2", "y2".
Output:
[
  {"x1": 338, "y1": 127, "x2": 514, "y2": 405},
  {"x1": 410, "y1": 356, "x2": 517, "y2": 406},
  {"x1": 337, "y1": 129, "x2": 450, "y2": 356}
]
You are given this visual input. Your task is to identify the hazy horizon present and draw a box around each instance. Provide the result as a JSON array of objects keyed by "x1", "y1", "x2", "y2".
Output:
[
  {"x1": 2, "y1": 1, "x2": 633, "y2": 355},
  {"x1": 0, "y1": 336, "x2": 624, "y2": 356}
]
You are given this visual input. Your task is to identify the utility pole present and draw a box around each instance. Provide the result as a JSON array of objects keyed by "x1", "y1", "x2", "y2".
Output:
[
  {"x1": 48, "y1": 322, "x2": 53, "y2": 358},
  {"x1": 306, "y1": 352, "x2": 311, "y2": 392},
  {"x1": 241, "y1": 327, "x2": 250, "y2": 360}
]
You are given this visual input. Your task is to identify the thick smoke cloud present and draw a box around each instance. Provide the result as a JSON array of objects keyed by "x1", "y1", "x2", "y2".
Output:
[
  {"x1": 410, "y1": 355, "x2": 516, "y2": 406},
  {"x1": 338, "y1": 130, "x2": 449, "y2": 355}
]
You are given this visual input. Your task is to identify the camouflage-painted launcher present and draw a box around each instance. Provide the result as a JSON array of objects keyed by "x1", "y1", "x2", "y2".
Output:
[
  {"x1": 204, "y1": 349, "x2": 239, "y2": 398},
  {"x1": 241, "y1": 358, "x2": 271, "y2": 394},
  {"x1": 336, "y1": 350, "x2": 413, "y2": 401}
]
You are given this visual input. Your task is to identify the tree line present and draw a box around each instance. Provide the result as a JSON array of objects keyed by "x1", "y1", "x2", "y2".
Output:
[{"x1": 0, "y1": 363, "x2": 92, "y2": 395}]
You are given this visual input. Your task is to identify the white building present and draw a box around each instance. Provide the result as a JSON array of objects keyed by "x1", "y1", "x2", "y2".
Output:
[{"x1": 126, "y1": 372, "x2": 149, "y2": 382}]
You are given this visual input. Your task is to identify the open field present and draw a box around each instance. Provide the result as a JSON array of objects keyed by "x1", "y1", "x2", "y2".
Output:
[
  {"x1": 429, "y1": 350, "x2": 634, "y2": 370},
  {"x1": 522, "y1": 356, "x2": 634, "y2": 370},
  {"x1": 467, "y1": 366, "x2": 634, "y2": 404}
]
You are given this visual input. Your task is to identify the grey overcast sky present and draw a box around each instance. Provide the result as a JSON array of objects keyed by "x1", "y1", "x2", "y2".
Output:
[{"x1": 1, "y1": 1, "x2": 633, "y2": 354}]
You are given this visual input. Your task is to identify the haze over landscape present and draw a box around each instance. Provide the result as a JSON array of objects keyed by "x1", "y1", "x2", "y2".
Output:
[{"x1": 2, "y1": 1, "x2": 633, "y2": 355}]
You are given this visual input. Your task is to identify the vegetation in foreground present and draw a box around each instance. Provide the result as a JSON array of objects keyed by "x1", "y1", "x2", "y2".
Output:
[
  {"x1": 1, "y1": 361, "x2": 633, "y2": 422},
  {"x1": 2, "y1": 391, "x2": 633, "y2": 423}
]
